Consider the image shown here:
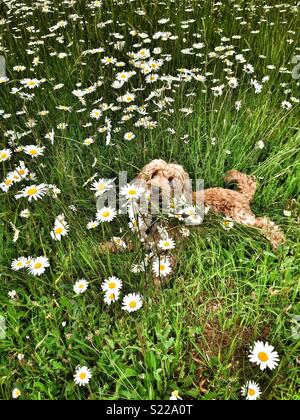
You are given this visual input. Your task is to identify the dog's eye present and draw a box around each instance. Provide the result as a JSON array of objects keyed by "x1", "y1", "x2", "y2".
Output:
[
  {"x1": 168, "y1": 177, "x2": 174, "y2": 182},
  {"x1": 151, "y1": 170, "x2": 159, "y2": 179}
]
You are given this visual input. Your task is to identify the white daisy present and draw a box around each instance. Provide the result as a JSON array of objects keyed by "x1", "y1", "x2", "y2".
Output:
[
  {"x1": 170, "y1": 390, "x2": 182, "y2": 400},
  {"x1": 91, "y1": 178, "x2": 115, "y2": 197},
  {"x1": 104, "y1": 289, "x2": 120, "y2": 305},
  {"x1": 20, "y1": 209, "x2": 31, "y2": 218},
  {"x1": 0, "y1": 148, "x2": 12, "y2": 162},
  {"x1": 248, "y1": 341, "x2": 280, "y2": 371},
  {"x1": 101, "y1": 56, "x2": 117, "y2": 65},
  {"x1": 15, "y1": 184, "x2": 48, "y2": 202},
  {"x1": 243, "y1": 64, "x2": 255, "y2": 74},
  {"x1": 8, "y1": 290, "x2": 18, "y2": 300},
  {"x1": 180, "y1": 227, "x2": 190, "y2": 238},
  {"x1": 90, "y1": 109, "x2": 103, "y2": 119},
  {"x1": 228, "y1": 77, "x2": 238, "y2": 88},
  {"x1": 136, "y1": 48, "x2": 150, "y2": 60},
  {"x1": 2, "y1": 174, "x2": 15, "y2": 190},
  {"x1": 24, "y1": 257, "x2": 33, "y2": 267},
  {"x1": 146, "y1": 74, "x2": 159, "y2": 84},
  {"x1": 120, "y1": 92, "x2": 136, "y2": 103},
  {"x1": 12, "y1": 388, "x2": 21, "y2": 399},
  {"x1": 0, "y1": 178, "x2": 14, "y2": 192},
  {"x1": 116, "y1": 71, "x2": 131, "y2": 82},
  {"x1": 124, "y1": 132, "x2": 136, "y2": 141},
  {"x1": 122, "y1": 293, "x2": 143, "y2": 313},
  {"x1": 13, "y1": 256, "x2": 24, "y2": 273},
  {"x1": 10, "y1": 223, "x2": 20, "y2": 243},
  {"x1": 241, "y1": 381, "x2": 261, "y2": 400},
  {"x1": 221, "y1": 217, "x2": 235, "y2": 231},
  {"x1": 20, "y1": 78, "x2": 41, "y2": 89},
  {"x1": 152, "y1": 257, "x2": 172, "y2": 278},
  {"x1": 158, "y1": 238, "x2": 176, "y2": 250},
  {"x1": 73, "y1": 279, "x2": 89, "y2": 295},
  {"x1": 74, "y1": 366, "x2": 92, "y2": 387},
  {"x1": 281, "y1": 100, "x2": 292, "y2": 110},
  {"x1": 87, "y1": 220, "x2": 99, "y2": 229},
  {"x1": 13, "y1": 161, "x2": 29, "y2": 181},
  {"x1": 23, "y1": 145, "x2": 45, "y2": 158},
  {"x1": 128, "y1": 216, "x2": 145, "y2": 233},
  {"x1": 96, "y1": 206, "x2": 117, "y2": 223},
  {"x1": 255, "y1": 140, "x2": 265, "y2": 150},
  {"x1": 13, "y1": 65, "x2": 26, "y2": 72},
  {"x1": 83, "y1": 138, "x2": 94, "y2": 146},
  {"x1": 51, "y1": 215, "x2": 69, "y2": 241},
  {"x1": 28, "y1": 257, "x2": 50, "y2": 276},
  {"x1": 186, "y1": 213, "x2": 203, "y2": 226},
  {"x1": 120, "y1": 183, "x2": 144, "y2": 200},
  {"x1": 11, "y1": 257, "x2": 27, "y2": 271},
  {"x1": 112, "y1": 237, "x2": 127, "y2": 249},
  {"x1": 101, "y1": 276, "x2": 123, "y2": 292}
]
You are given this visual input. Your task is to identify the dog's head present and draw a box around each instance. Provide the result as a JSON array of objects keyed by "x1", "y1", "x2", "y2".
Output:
[{"x1": 136, "y1": 159, "x2": 191, "y2": 202}]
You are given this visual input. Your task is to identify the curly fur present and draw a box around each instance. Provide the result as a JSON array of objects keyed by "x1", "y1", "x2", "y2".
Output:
[
  {"x1": 139, "y1": 160, "x2": 285, "y2": 249},
  {"x1": 136, "y1": 159, "x2": 191, "y2": 199}
]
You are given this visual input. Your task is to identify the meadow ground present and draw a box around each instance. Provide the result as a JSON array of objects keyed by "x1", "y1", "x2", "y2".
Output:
[{"x1": 0, "y1": 0, "x2": 299, "y2": 400}]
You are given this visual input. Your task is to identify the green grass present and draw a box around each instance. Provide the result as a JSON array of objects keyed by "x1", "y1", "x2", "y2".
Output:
[{"x1": 0, "y1": 0, "x2": 300, "y2": 400}]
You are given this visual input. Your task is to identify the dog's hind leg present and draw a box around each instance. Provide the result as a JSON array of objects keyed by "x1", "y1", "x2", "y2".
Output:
[
  {"x1": 251, "y1": 217, "x2": 285, "y2": 249},
  {"x1": 224, "y1": 170, "x2": 257, "y2": 202}
]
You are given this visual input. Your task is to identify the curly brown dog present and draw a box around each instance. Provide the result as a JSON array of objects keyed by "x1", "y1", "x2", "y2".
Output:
[{"x1": 137, "y1": 160, "x2": 285, "y2": 249}]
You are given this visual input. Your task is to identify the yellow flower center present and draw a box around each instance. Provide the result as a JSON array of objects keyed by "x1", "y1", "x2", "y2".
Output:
[
  {"x1": 128, "y1": 189, "x2": 137, "y2": 196},
  {"x1": 159, "y1": 264, "x2": 166, "y2": 272},
  {"x1": 28, "y1": 80, "x2": 37, "y2": 86},
  {"x1": 79, "y1": 284, "x2": 84, "y2": 289},
  {"x1": 34, "y1": 262, "x2": 43, "y2": 269},
  {"x1": 102, "y1": 211, "x2": 110, "y2": 218},
  {"x1": 109, "y1": 293, "x2": 115, "y2": 300},
  {"x1": 163, "y1": 242, "x2": 170, "y2": 247},
  {"x1": 248, "y1": 388, "x2": 256, "y2": 397},
  {"x1": 258, "y1": 352, "x2": 269, "y2": 362},
  {"x1": 4, "y1": 179, "x2": 13, "y2": 186},
  {"x1": 0, "y1": 152, "x2": 8, "y2": 159},
  {"x1": 55, "y1": 227, "x2": 63, "y2": 235},
  {"x1": 16, "y1": 262, "x2": 23, "y2": 267},
  {"x1": 129, "y1": 301, "x2": 137, "y2": 309},
  {"x1": 79, "y1": 372, "x2": 87, "y2": 380},
  {"x1": 97, "y1": 184, "x2": 106, "y2": 190},
  {"x1": 27, "y1": 187, "x2": 38, "y2": 196},
  {"x1": 29, "y1": 149, "x2": 38, "y2": 155},
  {"x1": 18, "y1": 169, "x2": 26, "y2": 175},
  {"x1": 108, "y1": 282, "x2": 116, "y2": 289}
]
